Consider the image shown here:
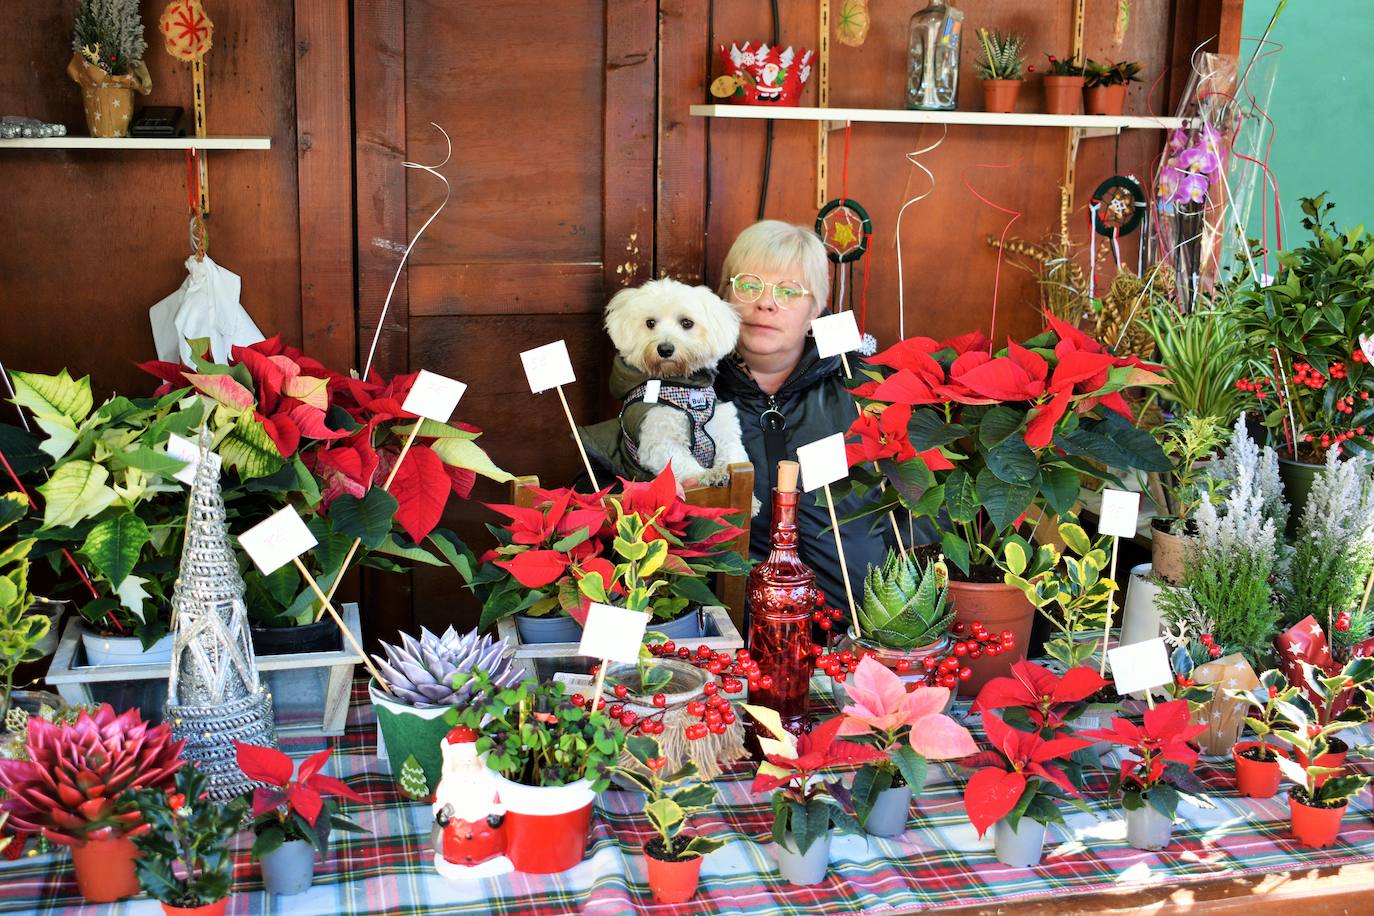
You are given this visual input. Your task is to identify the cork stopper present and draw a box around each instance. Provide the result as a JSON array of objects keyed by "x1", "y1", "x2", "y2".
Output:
[{"x1": 776, "y1": 460, "x2": 799, "y2": 493}]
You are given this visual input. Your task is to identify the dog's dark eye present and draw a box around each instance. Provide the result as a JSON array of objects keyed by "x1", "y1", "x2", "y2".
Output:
[
  {"x1": 645, "y1": 319, "x2": 656, "y2": 329},
  {"x1": 680, "y1": 318, "x2": 694, "y2": 330}
]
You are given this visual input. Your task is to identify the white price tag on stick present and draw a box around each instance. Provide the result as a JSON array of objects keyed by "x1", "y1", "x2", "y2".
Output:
[
  {"x1": 238, "y1": 506, "x2": 318, "y2": 575},
  {"x1": 1098, "y1": 488, "x2": 1141, "y2": 539},
  {"x1": 1107, "y1": 637, "x2": 1174, "y2": 695},
  {"x1": 811, "y1": 311, "x2": 863, "y2": 359},
  {"x1": 520, "y1": 340, "x2": 577, "y2": 393},
  {"x1": 797, "y1": 433, "x2": 850, "y2": 492},
  {"x1": 578, "y1": 603, "x2": 650, "y2": 665},
  {"x1": 166, "y1": 433, "x2": 221, "y2": 486},
  {"x1": 402, "y1": 369, "x2": 467, "y2": 422}
]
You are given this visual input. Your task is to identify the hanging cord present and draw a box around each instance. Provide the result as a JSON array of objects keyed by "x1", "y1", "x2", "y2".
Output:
[
  {"x1": 756, "y1": 0, "x2": 781, "y2": 220},
  {"x1": 362, "y1": 123, "x2": 453, "y2": 381},
  {"x1": 894, "y1": 126, "x2": 946, "y2": 340},
  {"x1": 858, "y1": 233, "x2": 872, "y2": 336},
  {"x1": 186, "y1": 149, "x2": 208, "y2": 260},
  {"x1": 703, "y1": 0, "x2": 715, "y2": 277},
  {"x1": 961, "y1": 160, "x2": 1023, "y2": 350}
]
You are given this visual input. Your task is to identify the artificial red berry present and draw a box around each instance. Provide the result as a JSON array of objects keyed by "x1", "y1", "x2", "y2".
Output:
[
  {"x1": 759, "y1": 676, "x2": 773, "y2": 690},
  {"x1": 608, "y1": 704, "x2": 624, "y2": 718},
  {"x1": 571, "y1": 694, "x2": 586, "y2": 707},
  {"x1": 703, "y1": 682, "x2": 719, "y2": 695},
  {"x1": 652, "y1": 693, "x2": 667, "y2": 707},
  {"x1": 958, "y1": 667, "x2": 973, "y2": 681},
  {"x1": 896, "y1": 659, "x2": 911, "y2": 673},
  {"x1": 614, "y1": 684, "x2": 629, "y2": 698}
]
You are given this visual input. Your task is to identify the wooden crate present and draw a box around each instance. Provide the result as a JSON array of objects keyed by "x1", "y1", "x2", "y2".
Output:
[
  {"x1": 44, "y1": 604, "x2": 363, "y2": 737},
  {"x1": 496, "y1": 605, "x2": 744, "y2": 681}
]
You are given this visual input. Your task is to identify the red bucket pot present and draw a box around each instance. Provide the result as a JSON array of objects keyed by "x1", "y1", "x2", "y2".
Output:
[
  {"x1": 1289, "y1": 792, "x2": 1348, "y2": 848},
  {"x1": 1233, "y1": 741, "x2": 1285, "y2": 798},
  {"x1": 70, "y1": 834, "x2": 140, "y2": 903},
  {"x1": 490, "y1": 773, "x2": 596, "y2": 874},
  {"x1": 646, "y1": 845, "x2": 704, "y2": 904}
]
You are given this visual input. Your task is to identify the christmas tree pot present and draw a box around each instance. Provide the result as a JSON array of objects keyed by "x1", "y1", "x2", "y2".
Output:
[
  {"x1": 776, "y1": 831, "x2": 831, "y2": 886},
  {"x1": 862, "y1": 785, "x2": 913, "y2": 838},
  {"x1": 160, "y1": 899, "x2": 228, "y2": 916},
  {"x1": 489, "y1": 773, "x2": 596, "y2": 873},
  {"x1": 645, "y1": 839, "x2": 704, "y2": 904},
  {"x1": 1125, "y1": 804, "x2": 1174, "y2": 850},
  {"x1": 1233, "y1": 741, "x2": 1284, "y2": 799},
  {"x1": 70, "y1": 833, "x2": 141, "y2": 903},
  {"x1": 948, "y1": 580, "x2": 1033, "y2": 691},
  {"x1": 370, "y1": 680, "x2": 455, "y2": 800},
  {"x1": 994, "y1": 817, "x2": 1047, "y2": 867},
  {"x1": 1289, "y1": 790, "x2": 1347, "y2": 848},
  {"x1": 259, "y1": 839, "x2": 316, "y2": 896},
  {"x1": 66, "y1": 54, "x2": 151, "y2": 138}
]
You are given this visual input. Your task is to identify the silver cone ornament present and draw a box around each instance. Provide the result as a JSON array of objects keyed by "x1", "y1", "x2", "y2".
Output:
[{"x1": 165, "y1": 428, "x2": 277, "y2": 800}]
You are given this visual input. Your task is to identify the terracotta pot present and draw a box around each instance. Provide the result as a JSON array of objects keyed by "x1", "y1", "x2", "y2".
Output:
[
  {"x1": 70, "y1": 834, "x2": 141, "y2": 903},
  {"x1": 1084, "y1": 84, "x2": 1126, "y2": 116},
  {"x1": 948, "y1": 579, "x2": 1034, "y2": 692},
  {"x1": 981, "y1": 79, "x2": 1022, "y2": 113},
  {"x1": 65, "y1": 53, "x2": 151, "y2": 138},
  {"x1": 1289, "y1": 791, "x2": 1347, "y2": 848},
  {"x1": 1042, "y1": 75, "x2": 1084, "y2": 114},
  {"x1": 1296, "y1": 740, "x2": 1348, "y2": 789},
  {"x1": 645, "y1": 842, "x2": 703, "y2": 904},
  {"x1": 161, "y1": 898, "x2": 229, "y2": 916},
  {"x1": 1233, "y1": 741, "x2": 1283, "y2": 798},
  {"x1": 1149, "y1": 522, "x2": 1194, "y2": 586},
  {"x1": 490, "y1": 772, "x2": 595, "y2": 873}
]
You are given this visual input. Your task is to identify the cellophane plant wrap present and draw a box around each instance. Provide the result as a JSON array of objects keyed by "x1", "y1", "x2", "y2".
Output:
[
  {"x1": 1285, "y1": 449, "x2": 1374, "y2": 646},
  {"x1": 0, "y1": 704, "x2": 183, "y2": 845},
  {"x1": 371, "y1": 626, "x2": 525, "y2": 708},
  {"x1": 839, "y1": 320, "x2": 1169, "y2": 577}
]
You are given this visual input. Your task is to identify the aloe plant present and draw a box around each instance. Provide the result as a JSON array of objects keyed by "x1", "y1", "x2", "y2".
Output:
[{"x1": 857, "y1": 551, "x2": 953, "y2": 649}]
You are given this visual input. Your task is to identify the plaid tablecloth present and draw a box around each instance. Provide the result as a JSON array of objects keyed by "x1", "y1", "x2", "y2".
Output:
[{"x1": 3, "y1": 677, "x2": 1373, "y2": 916}]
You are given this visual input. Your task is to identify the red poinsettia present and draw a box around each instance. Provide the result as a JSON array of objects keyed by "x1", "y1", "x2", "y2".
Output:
[
  {"x1": 746, "y1": 708, "x2": 886, "y2": 795},
  {"x1": 973, "y1": 659, "x2": 1110, "y2": 734},
  {"x1": 960, "y1": 712, "x2": 1091, "y2": 837},
  {"x1": 1078, "y1": 699, "x2": 1206, "y2": 791},
  {"x1": 844, "y1": 403, "x2": 954, "y2": 473},
  {"x1": 235, "y1": 743, "x2": 364, "y2": 826}
]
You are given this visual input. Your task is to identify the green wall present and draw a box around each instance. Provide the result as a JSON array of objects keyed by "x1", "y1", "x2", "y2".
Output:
[{"x1": 1241, "y1": 0, "x2": 1374, "y2": 249}]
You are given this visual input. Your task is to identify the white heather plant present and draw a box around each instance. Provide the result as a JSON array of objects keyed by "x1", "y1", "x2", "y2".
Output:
[
  {"x1": 73, "y1": 0, "x2": 147, "y2": 77},
  {"x1": 1214, "y1": 415, "x2": 1287, "y2": 536},
  {"x1": 1162, "y1": 441, "x2": 1281, "y2": 663},
  {"x1": 1285, "y1": 449, "x2": 1374, "y2": 648}
]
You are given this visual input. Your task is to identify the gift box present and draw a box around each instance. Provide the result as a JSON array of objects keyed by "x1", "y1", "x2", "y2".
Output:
[
  {"x1": 1275, "y1": 615, "x2": 1374, "y2": 723},
  {"x1": 1190, "y1": 652, "x2": 1258, "y2": 757},
  {"x1": 717, "y1": 42, "x2": 814, "y2": 106}
]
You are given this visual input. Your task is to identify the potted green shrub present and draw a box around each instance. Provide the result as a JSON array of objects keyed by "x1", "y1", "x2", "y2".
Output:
[
  {"x1": 0, "y1": 492, "x2": 50, "y2": 718},
  {"x1": 744, "y1": 705, "x2": 881, "y2": 886},
  {"x1": 1274, "y1": 663, "x2": 1374, "y2": 847},
  {"x1": 842, "y1": 321, "x2": 1169, "y2": 689},
  {"x1": 128, "y1": 765, "x2": 247, "y2": 916},
  {"x1": 451, "y1": 670, "x2": 625, "y2": 874},
  {"x1": 68, "y1": 0, "x2": 151, "y2": 137},
  {"x1": 1083, "y1": 59, "x2": 1141, "y2": 115},
  {"x1": 612, "y1": 735, "x2": 723, "y2": 904},
  {"x1": 1082, "y1": 700, "x2": 1209, "y2": 850},
  {"x1": 0, "y1": 704, "x2": 183, "y2": 903},
  {"x1": 1232, "y1": 194, "x2": 1374, "y2": 529},
  {"x1": 974, "y1": 29, "x2": 1026, "y2": 113},
  {"x1": 235, "y1": 742, "x2": 367, "y2": 896},
  {"x1": 1041, "y1": 54, "x2": 1086, "y2": 114},
  {"x1": 1225, "y1": 669, "x2": 1298, "y2": 798},
  {"x1": 837, "y1": 656, "x2": 975, "y2": 837},
  {"x1": 368, "y1": 626, "x2": 525, "y2": 798}
]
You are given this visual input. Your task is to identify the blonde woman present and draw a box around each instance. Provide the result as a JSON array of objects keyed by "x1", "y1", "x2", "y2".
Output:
[{"x1": 715, "y1": 220, "x2": 905, "y2": 610}]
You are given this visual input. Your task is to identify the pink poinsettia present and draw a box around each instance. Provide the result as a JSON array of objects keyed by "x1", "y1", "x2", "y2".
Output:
[{"x1": 837, "y1": 656, "x2": 977, "y2": 760}]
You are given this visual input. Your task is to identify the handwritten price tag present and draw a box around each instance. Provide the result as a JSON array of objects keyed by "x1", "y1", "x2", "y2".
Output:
[
  {"x1": 520, "y1": 340, "x2": 577, "y2": 393},
  {"x1": 166, "y1": 433, "x2": 222, "y2": 486},
  {"x1": 578, "y1": 603, "x2": 651, "y2": 665},
  {"x1": 402, "y1": 369, "x2": 467, "y2": 422},
  {"x1": 238, "y1": 506, "x2": 318, "y2": 575},
  {"x1": 1107, "y1": 637, "x2": 1174, "y2": 695},
  {"x1": 1098, "y1": 488, "x2": 1141, "y2": 539},
  {"x1": 797, "y1": 433, "x2": 850, "y2": 492},
  {"x1": 811, "y1": 311, "x2": 863, "y2": 360}
]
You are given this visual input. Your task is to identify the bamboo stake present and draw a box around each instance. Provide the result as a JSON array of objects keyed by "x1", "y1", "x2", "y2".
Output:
[
  {"x1": 295, "y1": 556, "x2": 392, "y2": 694},
  {"x1": 1099, "y1": 535, "x2": 1121, "y2": 678},
  {"x1": 556, "y1": 384, "x2": 600, "y2": 491},
  {"x1": 823, "y1": 482, "x2": 861, "y2": 637},
  {"x1": 839, "y1": 351, "x2": 908, "y2": 554}
]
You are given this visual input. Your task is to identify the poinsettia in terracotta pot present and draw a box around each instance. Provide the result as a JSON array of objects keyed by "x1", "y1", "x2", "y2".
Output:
[
  {"x1": 0, "y1": 704, "x2": 183, "y2": 903},
  {"x1": 840, "y1": 319, "x2": 1169, "y2": 688}
]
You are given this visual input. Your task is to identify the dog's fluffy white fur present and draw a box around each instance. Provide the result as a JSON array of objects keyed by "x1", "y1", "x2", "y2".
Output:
[{"x1": 604, "y1": 278, "x2": 749, "y2": 487}]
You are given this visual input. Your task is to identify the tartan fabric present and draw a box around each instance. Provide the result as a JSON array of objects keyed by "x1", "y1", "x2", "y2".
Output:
[{"x1": 3, "y1": 677, "x2": 1373, "y2": 915}]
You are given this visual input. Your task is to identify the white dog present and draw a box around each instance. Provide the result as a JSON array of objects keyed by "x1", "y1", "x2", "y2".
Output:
[{"x1": 603, "y1": 278, "x2": 749, "y2": 488}]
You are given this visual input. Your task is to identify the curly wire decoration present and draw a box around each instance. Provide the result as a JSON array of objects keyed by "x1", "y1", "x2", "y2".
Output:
[
  {"x1": 893, "y1": 125, "x2": 947, "y2": 340},
  {"x1": 961, "y1": 158, "x2": 1023, "y2": 351},
  {"x1": 362, "y1": 122, "x2": 454, "y2": 382}
]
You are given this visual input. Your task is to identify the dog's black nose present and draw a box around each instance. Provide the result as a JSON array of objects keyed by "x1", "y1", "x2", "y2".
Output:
[{"x1": 656, "y1": 342, "x2": 675, "y2": 358}]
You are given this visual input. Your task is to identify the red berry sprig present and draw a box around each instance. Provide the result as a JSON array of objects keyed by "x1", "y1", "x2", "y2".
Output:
[
  {"x1": 1335, "y1": 611, "x2": 1352, "y2": 633},
  {"x1": 1199, "y1": 632, "x2": 1223, "y2": 659},
  {"x1": 815, "y1": 621, "x2": 1013, "y2": 690}
]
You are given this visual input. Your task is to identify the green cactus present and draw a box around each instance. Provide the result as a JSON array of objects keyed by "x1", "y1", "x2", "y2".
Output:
[{"x1": 858, "y1": 551, "x2": 954, "y2": 649}]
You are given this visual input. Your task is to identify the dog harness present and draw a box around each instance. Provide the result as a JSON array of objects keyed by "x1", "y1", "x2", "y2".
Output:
[{"x1": 620, "y1": 382, "x2": 718, "y2": 470}]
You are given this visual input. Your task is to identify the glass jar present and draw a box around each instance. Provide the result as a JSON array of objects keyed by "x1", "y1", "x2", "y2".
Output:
[
  {"x1": 829, "y1": 630, "x2": 955, "y2": 712},
  {"x1": 906, "y1": 1, "x2": 963, "y2": 111}
]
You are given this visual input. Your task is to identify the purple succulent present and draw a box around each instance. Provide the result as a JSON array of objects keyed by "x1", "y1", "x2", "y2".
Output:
[{"x1": 372, "y1": 627, "x2": 525, "y2": 708}]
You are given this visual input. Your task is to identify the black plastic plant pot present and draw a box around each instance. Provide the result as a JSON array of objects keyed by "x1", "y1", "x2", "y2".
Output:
[{"x1": 250, "y1": 617, "x2": 343, "y2": 656}]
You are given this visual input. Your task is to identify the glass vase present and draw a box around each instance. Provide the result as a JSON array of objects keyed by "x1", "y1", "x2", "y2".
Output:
[{"x1": 906, "y1": 1, "x2": 963, "y2": 111}]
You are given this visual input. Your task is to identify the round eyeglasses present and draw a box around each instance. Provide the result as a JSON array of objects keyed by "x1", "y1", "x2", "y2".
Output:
[{"x1": 729, "y1": 273, "x2": 810, "y2": 308}]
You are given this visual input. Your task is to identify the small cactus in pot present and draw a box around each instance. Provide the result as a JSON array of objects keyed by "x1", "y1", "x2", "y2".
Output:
[
  {"x1": 369, "y1": 627, "x2": 525, "y2": 799},
  {"x1": 858, "y1": 551, "x2": 953, "y2": 650}
]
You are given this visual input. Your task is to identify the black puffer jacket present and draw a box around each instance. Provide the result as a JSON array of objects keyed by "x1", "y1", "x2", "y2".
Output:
[{"x1": 716, "y1": 338, "x2": 918, "y2": 610}]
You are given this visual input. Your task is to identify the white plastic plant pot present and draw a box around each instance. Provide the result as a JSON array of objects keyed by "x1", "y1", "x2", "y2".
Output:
[
  {"x1": 862, "y1": 785, "x2": 913, "y2": 838},
  {"x1": 993, "y1": 817, "x2": 1047, "y2": 867},
  {"x1": 259, "y1": 839, "x2": 316, "y2": 896},
  {"x1": 776, "y1": 831, "x2": 831, "y2": 886},
  {"x1": 1125, "y1": 803, "x2": 1174, "y2": 851},
  {"x1": 1120, "y1": 564, "x2": 1168, "y2": 647},
  {"x1": 79, "y1": 627, "x2": 173, "y2": 666}
]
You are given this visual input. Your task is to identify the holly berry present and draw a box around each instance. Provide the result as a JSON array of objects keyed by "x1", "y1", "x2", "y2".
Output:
[
  {"x1": 652, "y1": 693, "x2": 667, "y2": 707},
  {"x1": 608, "y1": 703, "x2": 624, "y2": 718},
  {"x1": 895, "y1": 659, "x2": 911, "y2": 673},
  {"x1": 571, "y1": 694, "x2": 586, "y2": 707},
  {"x1": 703, "y1": 682, "x2": 719, "y2": 695},
  {"x1": 614, "y1": 684, "x2": 629, "y2": 698},
  {"x1": 647, "y1": 756, "x2": 667, "y2": 770}
]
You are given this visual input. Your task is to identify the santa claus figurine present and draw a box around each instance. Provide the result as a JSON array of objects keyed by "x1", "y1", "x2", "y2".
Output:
[{"x1": 431, "y1": 725, "x2": 512, "y2": 879}]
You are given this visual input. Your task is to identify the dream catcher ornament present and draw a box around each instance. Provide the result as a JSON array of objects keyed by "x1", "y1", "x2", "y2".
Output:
[
  {"x1": 816, "y1": 196, "x2": 877, "y2": 356},
  {"x1": 1092, "y1": 174, "x2": 1146, "y2": 237}
]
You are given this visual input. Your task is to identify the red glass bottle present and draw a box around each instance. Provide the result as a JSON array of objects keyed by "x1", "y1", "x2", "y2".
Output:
[{"x1": 746, "y1": 464, "x2": 816, "y2": 736}]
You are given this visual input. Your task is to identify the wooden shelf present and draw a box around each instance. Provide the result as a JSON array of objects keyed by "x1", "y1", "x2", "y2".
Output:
[
  {"x1": 690, "y1": 104, "x2": 1187, "y2": 132},
  {"x1": 0, "y1": 135, "x2": 272, "y2": 150}
]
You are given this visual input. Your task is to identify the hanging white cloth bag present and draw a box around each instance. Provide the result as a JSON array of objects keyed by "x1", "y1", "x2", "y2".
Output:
[{"x1": 149, "y1": 254, "x2": 265, "y2": 365}]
